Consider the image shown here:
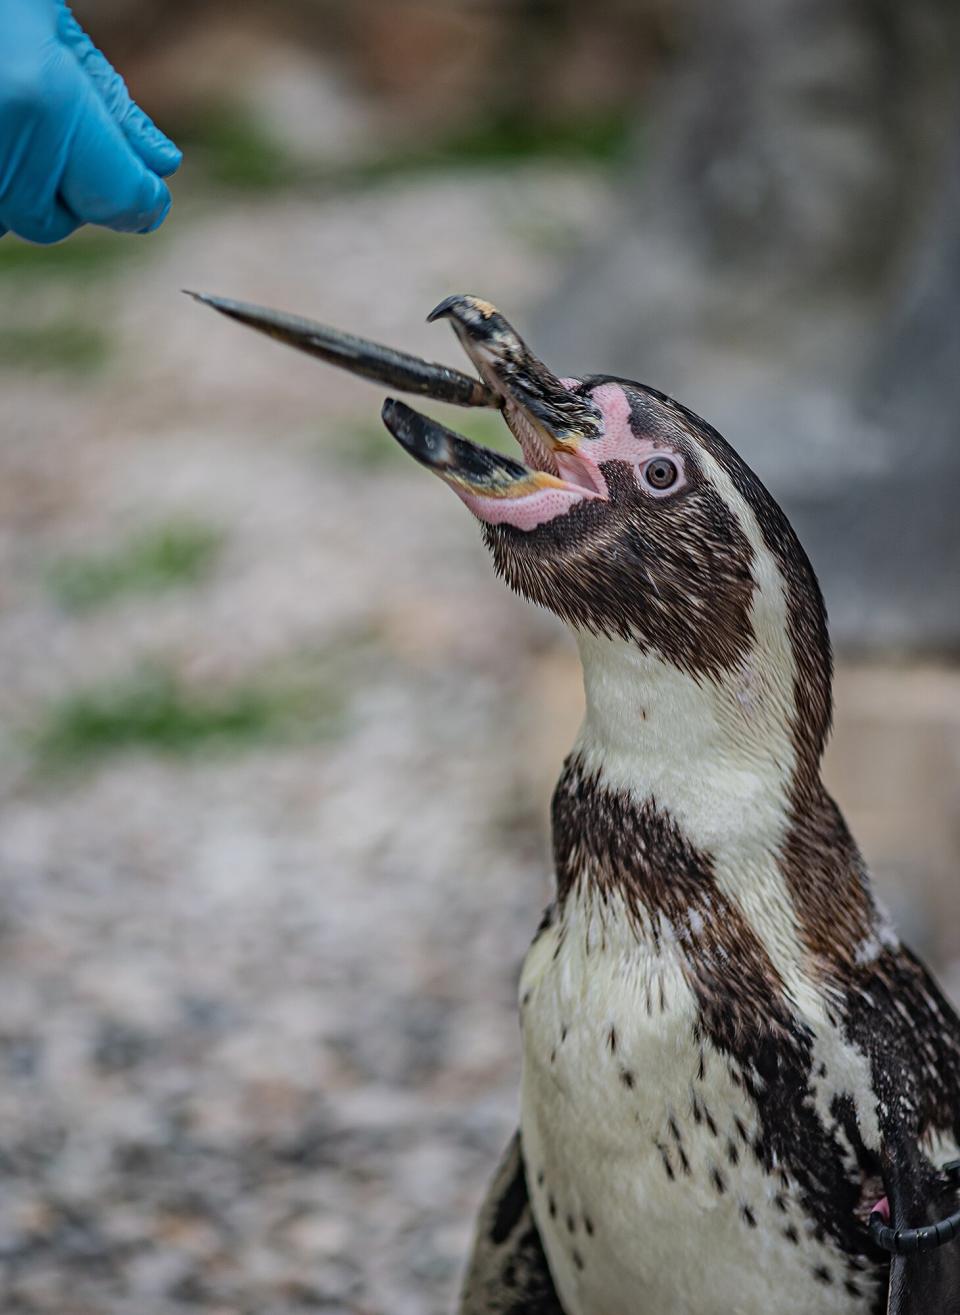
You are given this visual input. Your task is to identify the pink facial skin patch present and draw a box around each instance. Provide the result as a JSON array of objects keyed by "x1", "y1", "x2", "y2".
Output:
[
  {"x1": 584, "y1": 382, "x2": 689, "y2": 497},
  {"x1": 449, "y1": 380, "x2": 688, "y2": 532}
]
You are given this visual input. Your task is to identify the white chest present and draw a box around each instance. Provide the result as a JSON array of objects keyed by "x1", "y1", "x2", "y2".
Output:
[{"x1": 517, "y1": 903, "x2": 880, "y2": 1315}]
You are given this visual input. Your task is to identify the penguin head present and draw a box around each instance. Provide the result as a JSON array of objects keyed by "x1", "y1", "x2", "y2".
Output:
[
  {"x1": 190, "y1": 287, "x2": 833, "y2": 778},
  {"x1": 381, "y1": 296, "x2": 833, "y2": 772}
]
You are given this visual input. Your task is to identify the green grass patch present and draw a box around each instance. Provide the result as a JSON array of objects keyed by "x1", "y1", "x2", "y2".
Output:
[
  {"x1": 174, "y1": 104, "x2": 301, "y2": 192},
  {"x1": 32, "y1": 658, "x2": 345, "y2": 772},
  {"x1": 364, "y1": 109, "x2": 633, "y2": 175},
  {"x1": 0, "y1": 320, "x2": 112, "y2": 373},
  {"x1": 171, "y1": 102, "x2": 632, "y2": 196},
  {"x1": 326, "y1": 408, "x2": 517, "y2": 472},
  {"x1": 327, "y1": 418, "x2": 407, "y2": 471},
  {"x1": 48, "y1": 519, "x2": 224, "y2": 612},
  {"x1": 441, "y1": 410, "x2": 517, "y2": 454},
  {"x1": 0, "y1": 227, "x2": 144, "y2": 280}
]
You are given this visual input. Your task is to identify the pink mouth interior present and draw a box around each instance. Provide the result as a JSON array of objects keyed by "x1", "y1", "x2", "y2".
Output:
[
  {"x1": 458, "y1": 378, "x2": 606, "y2": 530},
  {"x1": 556, "y1": 451, "x2": 606, "y2": 496},
  {"x1": 505, "y1": 404, "x2": 562, "y2": 478},
  {"x1": 502, "y1": 392, "x2": 607, "y2": 494}
]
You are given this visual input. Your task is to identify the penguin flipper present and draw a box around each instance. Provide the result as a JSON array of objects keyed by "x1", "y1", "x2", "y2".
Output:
[
  {"x1": 458, "y1": 1131, "x2": 566, "y2": 1315},
  {"x1": 882, "y1": 1132, "x2": 960, "y2": 1314},
  {"x1": 887, "y1": 1251, "x2": 960, "y2": 1315}
]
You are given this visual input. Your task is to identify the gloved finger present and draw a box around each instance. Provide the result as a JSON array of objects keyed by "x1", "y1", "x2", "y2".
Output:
[
  {"x1": 0, "y1": 186, "x2": 81, "y2": 243},
  {"x1": 10, "y1": 199, "x2": 81, "y2": 244},
  {"x1": 112, "y1": 102, "x2": 182, "y2": 179},
  {"x1": 57, "y1": 4, "x2": 181, "y2": 177},
  {"x1": 58, "y1": 88, "x2": 170, "y2": 234},
  {"x1": 58, "y1": 68, "x2": 173, "y2": 233}
]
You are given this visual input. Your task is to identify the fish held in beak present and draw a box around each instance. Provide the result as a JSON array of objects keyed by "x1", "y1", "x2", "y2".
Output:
[{"x1": 185, "y1": 291, "x2": 497, "y2": 408}]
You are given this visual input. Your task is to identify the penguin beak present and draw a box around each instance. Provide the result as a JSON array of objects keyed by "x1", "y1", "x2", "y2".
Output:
[
  {"x1": 188, "y1": 289, "x2": 605, "y2": 527},
  {"x1": 382, "y1": 398, "x2": 577, "y2": 503},
  {"x1": 382, "y1": 295, "x2": 606, "y2": 525},
  {"x1": 425, "y1": 294, "x2": 602, "y2": 469}
]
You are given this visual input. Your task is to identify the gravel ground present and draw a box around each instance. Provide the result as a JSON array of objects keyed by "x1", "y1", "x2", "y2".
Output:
[{"x1": 0, "y1": 167, "x2": 958, "y2": 1315}]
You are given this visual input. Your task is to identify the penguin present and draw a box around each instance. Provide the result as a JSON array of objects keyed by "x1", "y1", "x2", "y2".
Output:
[{"x1": 192, "y1": 290, "x2": 960, "y2": 1314}]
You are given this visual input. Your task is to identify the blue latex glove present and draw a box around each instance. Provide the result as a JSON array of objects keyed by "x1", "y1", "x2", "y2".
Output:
[{"x1": 0, "y1": 0, "x2": 182, "y2": 243}]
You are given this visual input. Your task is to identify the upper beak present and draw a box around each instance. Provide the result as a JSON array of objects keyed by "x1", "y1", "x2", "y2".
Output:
[
  {"x1": 394, "y1": 294, "x2": 604, "y2": 508},
  {"x1": 188, "y1": 289, "x2": 604, "y2": 512},
  {"x1": 425, "y1": 295, "x2": 602, "y2": 480}
]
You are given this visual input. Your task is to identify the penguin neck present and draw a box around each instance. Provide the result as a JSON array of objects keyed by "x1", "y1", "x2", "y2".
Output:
[
  {"x1": 554, "y1": 629, "x2": 840, "y2": 989},
  {"x1": 571, "y1": 628, "x2": 814, "y2": 861},
  {"x1": 558, "y1": 627, "x2": 889, "y2": 1036}
]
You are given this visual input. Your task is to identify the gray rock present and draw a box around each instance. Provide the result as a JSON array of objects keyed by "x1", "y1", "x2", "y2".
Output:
[{"x1": 538, "y1": 0, "x2": 960, "y2": 649}]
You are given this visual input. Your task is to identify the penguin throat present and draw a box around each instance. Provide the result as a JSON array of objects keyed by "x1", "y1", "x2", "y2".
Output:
[{"x1": 572, "y1": 631, "x2": 800, "y2": 857}]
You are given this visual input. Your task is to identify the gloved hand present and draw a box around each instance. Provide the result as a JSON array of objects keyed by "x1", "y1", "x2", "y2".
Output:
[{"x1": 0, "y1": 0, "x2": 182, "y2": 243}]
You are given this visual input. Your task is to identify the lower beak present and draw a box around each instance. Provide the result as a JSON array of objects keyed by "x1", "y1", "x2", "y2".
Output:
[
  {"x1": 382, "y1": 399, "x2": 570, "y2": 500},
  {"x1": 381, "y1": 396, "x2": 601, "y2": 531}
]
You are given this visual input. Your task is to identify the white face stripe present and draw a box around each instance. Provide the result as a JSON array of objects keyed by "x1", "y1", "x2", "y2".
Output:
[
  {"x1": 570, "y1": 431, "x2": 882, "y2": 1148},
  {"x1": 574, "y1": 438, "x2": 798, "y2": 853}
]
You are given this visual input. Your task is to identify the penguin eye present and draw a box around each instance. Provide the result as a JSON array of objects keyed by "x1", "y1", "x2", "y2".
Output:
[{"x1": 641, "y1": 456, "x2": 679, "y2": 492}]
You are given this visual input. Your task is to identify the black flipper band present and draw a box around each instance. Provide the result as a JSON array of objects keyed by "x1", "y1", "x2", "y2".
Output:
[{"x1": 870, "y1": 1160, "x2": 960, "y2": 1256}]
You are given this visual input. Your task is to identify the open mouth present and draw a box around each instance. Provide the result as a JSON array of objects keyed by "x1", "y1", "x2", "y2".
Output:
[{"x1": 188, "y1": 290, "x2": 607, "y2": 528}]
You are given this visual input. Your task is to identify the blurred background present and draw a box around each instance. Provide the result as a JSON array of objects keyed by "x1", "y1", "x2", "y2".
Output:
[{"x1": 0, "y1": 1, "x2": 958, "y2": 1312}]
